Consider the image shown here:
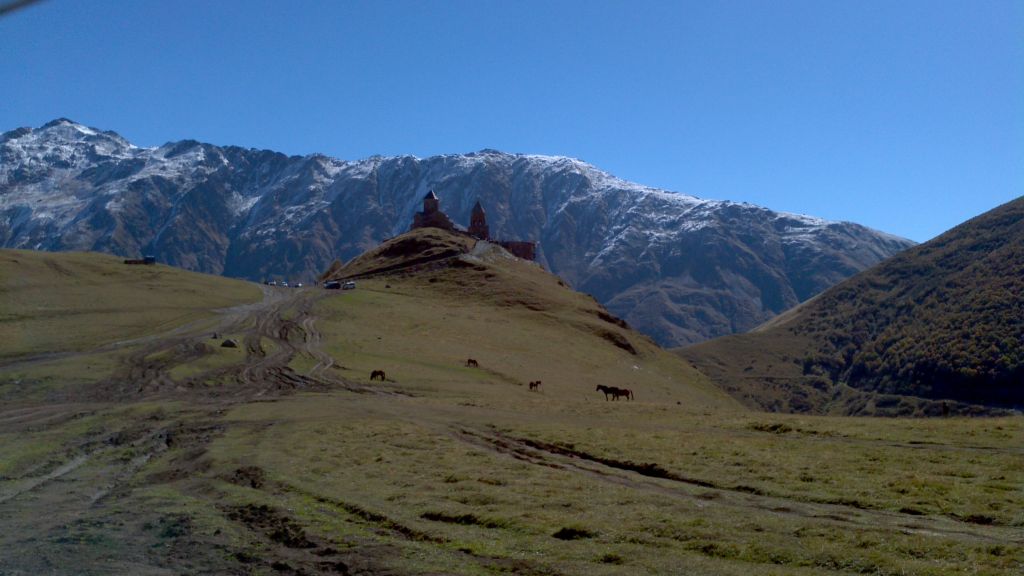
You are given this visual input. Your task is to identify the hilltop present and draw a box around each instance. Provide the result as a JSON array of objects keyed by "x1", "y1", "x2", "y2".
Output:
[
  {"x1": 678, "y1": 196, "x2": 1024, "y2": 415},
  {"x1": 323, "y1": 226, "x2": 478, "y2": 280},
  {"x1": 0, "y1": 118, "x2": 914, "y2": 346},
  {"x1": 315, "y1": 227, "x2": 731, "y2": 407}
]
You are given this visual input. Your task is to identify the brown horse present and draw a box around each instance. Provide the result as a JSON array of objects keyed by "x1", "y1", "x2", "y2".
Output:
[
  {"x1": 529, "y1": 380, "x2": 542, "y2": 391},
  {"x1": 465, "y1": 358, "x2": 479, "y2": 367},
  {"x1": 595, "y1": 384, "x2": 632, "y2": 401},
  {"x1": 370, "y1": 369, "x2": 386, "y2": 381}
]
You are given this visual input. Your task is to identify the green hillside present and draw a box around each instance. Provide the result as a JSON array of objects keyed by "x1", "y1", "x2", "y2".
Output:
[
  {"x1": 315, "y1": 228, "x2": 735, "y2": 408},
  {"x1": 678, "y1": 196, "x2": 1024, "y2": 415},
  {"x1": 0, "y1": 249, "x2": 262, "y2": 361},
  {"x1": 1, "y1": 240, "x2": 1021, "y2": 575}
]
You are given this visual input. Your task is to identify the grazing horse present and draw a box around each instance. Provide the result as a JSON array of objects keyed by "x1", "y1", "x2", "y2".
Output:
[
  {"x1": 465, "y1": 358, "x2": 479, "y2": 367},
  {"x1": 370, "y1": 369, "x2": 386, "y2": 381},
  {"x1": 529, "y1": 380, "x2": 542, "y2": 391},
  {"x1": 595, "y1": 384, "x2": 633, "y2": 401}
]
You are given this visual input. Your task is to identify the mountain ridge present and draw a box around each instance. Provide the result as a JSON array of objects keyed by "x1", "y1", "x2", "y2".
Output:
[
  {"x1": 1, "y1": 118, "x2": 915, "y2": 346},
  {"x1": 677, "y1": 196, "x2": 1024, "y2": 415}
]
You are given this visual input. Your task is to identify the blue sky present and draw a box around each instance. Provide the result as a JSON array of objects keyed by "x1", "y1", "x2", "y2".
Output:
[{"x1": 2, "y1": 0, "x2": 1021, "y2": 242}]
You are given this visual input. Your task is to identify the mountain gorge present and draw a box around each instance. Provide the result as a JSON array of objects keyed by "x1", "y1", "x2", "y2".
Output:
[{"x1": 0, "y1": 119, "x2": 914, "y2": 346}]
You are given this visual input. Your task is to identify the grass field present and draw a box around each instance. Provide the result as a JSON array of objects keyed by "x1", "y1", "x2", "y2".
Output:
[
  {"x1": 0, "y1": 243, "x2": 1021, "y2": 575},
  {"x1": 0, "y1": 249, "x2": 261, "y2": 360},
  {"x1": 202, "y1": 394, "x2": 1022, "y2": 575}
]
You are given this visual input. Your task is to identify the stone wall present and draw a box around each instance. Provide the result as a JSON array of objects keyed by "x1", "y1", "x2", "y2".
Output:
[{"x1": 497, "y1": 241, "x2": 536, "y2": 261}]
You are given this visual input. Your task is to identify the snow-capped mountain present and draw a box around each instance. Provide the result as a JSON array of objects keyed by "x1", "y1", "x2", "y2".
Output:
[{"x1": 0, "y1": 119, "x2": 914, "y2": 346}]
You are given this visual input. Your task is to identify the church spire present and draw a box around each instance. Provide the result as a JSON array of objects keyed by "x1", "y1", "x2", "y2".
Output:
[{"x1": 468, "y1": 198, "x2": 490, "y2": 240}]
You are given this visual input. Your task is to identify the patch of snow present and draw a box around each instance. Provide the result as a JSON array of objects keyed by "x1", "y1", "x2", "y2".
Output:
[
  {"x1": 230, "y1": 192, "x2": 261, "y2": 216},
  {"x1": 72, "y1": 123, "x2": 97, "y2": 137}
]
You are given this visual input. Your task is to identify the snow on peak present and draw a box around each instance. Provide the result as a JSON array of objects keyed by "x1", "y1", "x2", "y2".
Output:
[
  {"x1": 35, "y1": 118, "x2": 113, "y2": 142},
  {"x1": 0, "y1": 122, "x2": 878, "y2": 255}
]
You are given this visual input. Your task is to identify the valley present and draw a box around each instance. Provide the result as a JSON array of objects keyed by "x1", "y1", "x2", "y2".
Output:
[{"x1": 0, "y1": 247, "x2": 1020, "y2": 575}]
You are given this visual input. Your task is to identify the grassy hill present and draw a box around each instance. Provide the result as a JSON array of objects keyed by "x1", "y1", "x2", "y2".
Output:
[
  {"x1": 326, "y1": 227, "x2": 479, "y2": 280},
  {"x1": 1, "y1": 240, "x2": 1021, "y2": 575},
  {"x1": 0, "y1": 249, "x2": 262, "y2": 361},
  {"x1": 314, "y1": 227, "x2": 736, "y2": 408},
  {"x1": 678, "y1": 196, "x2": 1024, "y2": 415}
]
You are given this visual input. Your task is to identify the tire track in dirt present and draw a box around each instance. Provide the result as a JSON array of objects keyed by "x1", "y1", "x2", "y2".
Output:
[
  {"x1": 2, "y1": 288, "x2": 367, "y2": 509},
  {"x1": 239, "y1": 291, "x2": 309, "y2": 397},
  {"x1": 0, "y1": 453, "x2": 92, "y2": 505},
  {"x1": 11, "y1": 286, "x2": 376, "y2": 405},
  {"x1": 2, "y1": 287, "x2": 424, "y2": 574},
  {"x1": 0, "y1": 288, "x2": 386, "y2": 575},
  {"x1": 256, "y1": 290, "x2": 405, "y2": 397},
  {"x1": 74, "y1": 288, "x2": 361, "y2": 402},
  {"x1": 452, "y1": 427, "x2": 1024, "y2": 547},
  {"x1": 216, "y1": 476, "x2": 567, "y2": 576},
  {"x1": 233, "y1": 290, "x2": 375, "y2": 398},
  {"x1": 0, "y1": 410, "x2": 248, "y2": 575},
  {"x1": 0, "y1": 416, "x2": 173, "y2": 508},
  {"x1": 302, "y1": 311, "x2": 336, "y2": 378}
]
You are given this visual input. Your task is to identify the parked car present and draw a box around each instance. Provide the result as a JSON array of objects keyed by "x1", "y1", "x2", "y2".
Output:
[
  {"x1": 342, "y1": 281, "x2": 356, "y2": 290},
  {"x1": 325, "y1": 280, "x2": 341, "y2": 290},
  {"x1": 294, "y1": 282, "x2": 303, "y2": 288}
]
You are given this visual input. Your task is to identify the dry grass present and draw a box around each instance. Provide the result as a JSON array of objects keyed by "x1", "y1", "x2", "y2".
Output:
[
  {"x1": 204, "y1": 393, "x2": 1023, "y2": 575},
  {"x1": 313, "y1": 238, "x2": 733, "y2": 410},
  {"x1": 314, "y1": 278, "x2": 729, "y2": 408},
  {"x1": 0, "y1": 244, "x2": 1021, "y2": 575},
  {"x1": 0, "y1": 249, "x2": 261, "y2": 360}
]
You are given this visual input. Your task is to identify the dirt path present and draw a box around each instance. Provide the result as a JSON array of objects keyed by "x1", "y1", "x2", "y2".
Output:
[
  {"x1": 0, "y1": 287, "x2": 354, "y2": 513},
  {"x1": 55, "y1": 287, "x2": 374, "y2": 402},
  {"x1": 0, "y1": 287, "x2": 367, "y2": 574},
  {"x1": 302, "y1": 310, "x2": 336, "y2": 378}
]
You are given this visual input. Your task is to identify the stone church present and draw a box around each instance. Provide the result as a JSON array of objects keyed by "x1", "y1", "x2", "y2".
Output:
[
  {"x1": 410, "y1": 190, "x2": 536, "y2": 261},
  {"x1": 411, "y1": 190, "x2": 456, "y2": 231}
]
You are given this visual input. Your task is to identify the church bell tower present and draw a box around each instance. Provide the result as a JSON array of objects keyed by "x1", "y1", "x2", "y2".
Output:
[{"x1": 468, "y1": 200, "x2": 490, "y2": 240}]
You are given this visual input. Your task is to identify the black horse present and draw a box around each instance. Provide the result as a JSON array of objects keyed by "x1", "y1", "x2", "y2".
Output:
[
  {"x1": 595, "y1": 384, "x2": 633, "y2": 401},
  {"x1": 370, "y1": 369, "x2": 386, "y2": 381}
]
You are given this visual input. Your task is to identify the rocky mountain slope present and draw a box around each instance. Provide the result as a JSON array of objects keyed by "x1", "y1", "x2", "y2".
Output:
[
  {"x1": 0, "y1": 118, "x2": 914, "y2": 346},
  {"x1": 678, "y1": 196, "x2": 1024, "y2": 415}
]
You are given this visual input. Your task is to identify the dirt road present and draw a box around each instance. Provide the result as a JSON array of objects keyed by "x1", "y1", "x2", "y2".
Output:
[{"x1": 0, "y1": 287, "x2": 367, "y2": 574}]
